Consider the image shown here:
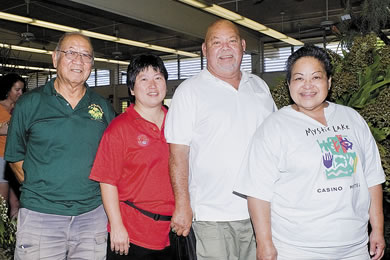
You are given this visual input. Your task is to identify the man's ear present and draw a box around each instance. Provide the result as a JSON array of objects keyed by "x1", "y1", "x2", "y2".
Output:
[
  {"x1": 241, "y1": 39, "x2": 246, "y2": 52},
  {"x1": 52, "y1": 51, "x2": 58, "y2": 69},
  {"x1": 201, "y1": 42, "x2": 207, "y2": 58}
]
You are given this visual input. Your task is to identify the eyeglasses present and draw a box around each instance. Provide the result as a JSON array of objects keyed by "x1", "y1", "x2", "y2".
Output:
[{"x1": 57, "y1": 50, "x2": 94, "y2": 63}]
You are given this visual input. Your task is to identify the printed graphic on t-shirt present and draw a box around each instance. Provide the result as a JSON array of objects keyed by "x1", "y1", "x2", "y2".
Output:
[{"x1": 317, "y1": 135, "x2": 358, "y2": 179}]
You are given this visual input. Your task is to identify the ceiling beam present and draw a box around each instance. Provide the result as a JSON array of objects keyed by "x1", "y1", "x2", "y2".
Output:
[{"x1": 69, "y1": 0, "x2": 262, "y2": 54}]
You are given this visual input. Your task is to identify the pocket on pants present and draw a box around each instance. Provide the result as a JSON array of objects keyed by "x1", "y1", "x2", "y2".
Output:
[
  {"x1": 94, "y1": 231, "x2": 107, "y2": 260},
  {"x1": 15, "y1": 232, "x2": 40, "y2": 259},
  {"x1": 193, "y1": 222, "x2": 226, "y2": 259}
]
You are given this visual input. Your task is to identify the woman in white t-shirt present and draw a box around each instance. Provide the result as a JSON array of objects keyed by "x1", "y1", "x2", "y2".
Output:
[{"x1": 234, "y1": 45, "x2": 385, "y2": 260}]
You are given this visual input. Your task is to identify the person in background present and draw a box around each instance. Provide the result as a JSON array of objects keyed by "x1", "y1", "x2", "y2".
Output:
[
  {"x1": 0, "y1": 73, "x2": 25, "y2": 218},
  {"x1": 234, "y1": 45, "x2": 385, "y2": 260},
  {"x1": 90, "y1": 54, "x2": 174, "y2": 260},
  {"x1": 165, "y1": 19, "x2": 276, "y2": 259},
  {"x1": 4, "y1": 32, "x2": 116, "y2": 260}
]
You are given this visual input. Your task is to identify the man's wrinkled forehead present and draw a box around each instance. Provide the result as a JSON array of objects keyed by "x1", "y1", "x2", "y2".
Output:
[
  {"x1": 204, "y1": 20, "x2": 241, "y2": 43},
  {"x1": 60, "y1": 34, "x2": 93, "y2": 53}
]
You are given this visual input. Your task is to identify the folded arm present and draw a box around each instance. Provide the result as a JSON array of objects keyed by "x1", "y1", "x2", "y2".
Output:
[{"x1": 9, "y1": 160, "x2": 24, "y2": 183}]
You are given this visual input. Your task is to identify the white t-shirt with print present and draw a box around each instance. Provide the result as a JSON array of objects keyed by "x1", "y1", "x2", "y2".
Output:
[{"x1": 234, "y1": 102, "x2": 385, "y2": 257}]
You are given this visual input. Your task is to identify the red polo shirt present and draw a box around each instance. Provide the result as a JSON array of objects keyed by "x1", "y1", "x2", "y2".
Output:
[{"x1": 90, "y1": 104, "x2": 174, "y2": 250}]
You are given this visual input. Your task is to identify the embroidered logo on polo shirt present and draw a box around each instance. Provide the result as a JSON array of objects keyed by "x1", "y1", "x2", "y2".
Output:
[
  {"x1": 137, "y1": 134, "x2": 149, "y2": 147},
  {"x1": 88, "y1": 104, "x2": 104, "y2": 120}
]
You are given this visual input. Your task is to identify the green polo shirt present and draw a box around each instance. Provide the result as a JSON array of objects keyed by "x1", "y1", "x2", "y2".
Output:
[{"x1": 5, "y1": 78, "x2": 116, "y2": 216}]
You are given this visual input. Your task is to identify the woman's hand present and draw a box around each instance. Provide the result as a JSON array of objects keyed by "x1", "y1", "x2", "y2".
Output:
[
  {"x1": 110, "y1": 223, "x2": 130, "y2": 255},
  {"x1": 368, "y1": 185, "x2": 385, "y2": 260},
  {"x1": 100, "y1": 183, "x2": 130, "y2": 255},
  {"x1": 0, "y1": 121, "x2": 9, "y2": 135},
  {"x1": 369, "y1": 229, "x2": 385, "y2": 260}
]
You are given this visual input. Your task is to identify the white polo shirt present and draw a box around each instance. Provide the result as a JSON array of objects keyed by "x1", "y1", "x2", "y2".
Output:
[{"x1": 165, "y1": 69, "x2": 276, "y2": 221}]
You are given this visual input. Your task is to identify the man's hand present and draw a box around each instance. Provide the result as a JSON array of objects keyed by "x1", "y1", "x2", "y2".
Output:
[
  {"x1": 170, "y1": 203, "x2": 193, "y2": 237},
  {"x1": 169, "y1": 143, "x2": 192, "y2": 236},
  {"x1": 257, "y1": 241, "x2": 277, "y2": 260}
]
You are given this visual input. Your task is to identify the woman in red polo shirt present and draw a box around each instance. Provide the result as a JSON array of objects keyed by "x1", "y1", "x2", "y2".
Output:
[{"x1": 90, "y1": 54, "x2": 174, "y2": 260}]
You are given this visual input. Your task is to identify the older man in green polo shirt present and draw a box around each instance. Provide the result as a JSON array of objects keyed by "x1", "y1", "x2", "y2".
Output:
[{"x1": 4, "y1": 32, "x2": 116, "y2": 260}]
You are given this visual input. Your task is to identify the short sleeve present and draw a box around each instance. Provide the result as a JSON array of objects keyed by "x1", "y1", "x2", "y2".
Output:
[
  {"x1": 165, "y1": 82, "x2": 196, "y2": 145},
  {"x1": 4, "y1": 96, "x2": 30, "y2": 162},
  {"x1": 356, "y1": 112, "x2": 385, "y2": 187},
  {"x1": 89, "y1": 119, "x2": 125, "y2": 185},
  {"x1": 234, "y1": 118, "x2": 282, "y2": 202}
]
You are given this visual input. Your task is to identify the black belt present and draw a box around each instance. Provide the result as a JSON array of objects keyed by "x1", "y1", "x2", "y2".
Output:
[{"x1": 123, "y1": 201, "x2": 172, "y2": 221}]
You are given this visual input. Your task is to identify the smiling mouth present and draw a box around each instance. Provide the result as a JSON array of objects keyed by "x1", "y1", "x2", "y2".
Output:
[
  {"x1": 300, "y1": 92, "x2": 316, "y2": 97},
  {"x1": 71, "y1": 69, "x2": 82, "y2": 73},
  {"x1": 147, "y1": 92, "x2": 159, "y2": 96},
  {"x1": 219, "y1": 55, "x2": 233, "y2": 60}
]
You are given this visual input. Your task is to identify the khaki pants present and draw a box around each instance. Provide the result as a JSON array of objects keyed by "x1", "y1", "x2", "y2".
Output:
[
  {"x1": 14, "y1": 205, "x2": 107, "y2": 260},
  {"x1": 192, "y1": 219, "x2": 256, "y2": 260}
]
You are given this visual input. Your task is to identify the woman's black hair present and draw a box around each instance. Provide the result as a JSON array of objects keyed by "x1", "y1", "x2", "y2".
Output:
[
  {"x1": 286, "y1": 45, "x2": 333, "y2": 83},
  {"x1": 126, "y1": 54, "x2": 168, "y2": 91},
  {"x1": 0, "y1": 73, "x2": 26, "y2": 100}
]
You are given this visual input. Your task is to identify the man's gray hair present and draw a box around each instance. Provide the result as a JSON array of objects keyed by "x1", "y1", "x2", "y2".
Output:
[{"x1": 55, "y1": 32, "x2": 94, "y2": 57}]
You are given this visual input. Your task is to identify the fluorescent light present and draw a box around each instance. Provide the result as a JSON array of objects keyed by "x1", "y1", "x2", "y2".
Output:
[
  {"x1": 1, "y1": 43, "x2": 131, "y2": 65},
  {"x1": 146, "y1": 45, "x2": 199, "y2": 57},
  {"x1": 116, "y1": 39, "x2": 149, "y2": 48},
  {"x1": 205, "y1": 5, "x2": 243, "y2": 20},
  {"x1": 283, "y1": 37, "x2": 304, "y2": 46},
  {"x1": 0, "y1": 74, "x2": 28, "y2": 78},
  {"x1": 0, "y1": 43, "x2": 50, "y2": 54},
  {"x1": 236, "y1": 17, "x2": 267, "y2": 31},
  {"x1": 94, "y1": 58, "x2": 129, "y2": 65},
  {"x1": 0, "y1": 11, "x2": 33, "y2": 23},
  {"x1": 147, "y1": 45, "x2": 177, "y2": 53},
  {"x1": 261, "y1": 28, "x2": 288, "y2": 40},
  {"x1": 0, "y1": 12, "x2": 198, "y2": 57},
  {"x1": 177, "y1": 0, "x2": 304, "y2": 46},
  {"x1": 178, "y1": 0, "x2": 207, "y2": 8},
  {"x1": 32, "y1": 20, "x2": 77, "y2": 32},
  {"x1": 176, "y1": 50, "x2": 199, "y2": 57},
  {"x1": 1, "y1": 64, "x2": 56, "y2": 72},
  {"x1": 81, "y1": 30, "x2": 118, "y2": 41}
]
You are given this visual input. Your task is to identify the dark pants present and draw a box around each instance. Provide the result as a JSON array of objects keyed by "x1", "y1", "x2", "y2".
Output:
[{"x1": 107, "y1": 233, "x2": 172, "y2": 260}]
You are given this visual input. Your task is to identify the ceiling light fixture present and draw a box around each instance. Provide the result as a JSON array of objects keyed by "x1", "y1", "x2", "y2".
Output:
[
  {"x1": 0, "y1": 43, "x2": 51, "y2": 54},
  {"x1": 0, "y1": 11, "x2": 198, "y2": 58},
  {"x1": 178, "y1": 0, "x2": 303, "y2": 46},
  {"x1": 0, "y1": 43, "x2": 130, "y2": 65},
  {"x1": 0, "y1": 63, "x2": 57, "y2": 72}
]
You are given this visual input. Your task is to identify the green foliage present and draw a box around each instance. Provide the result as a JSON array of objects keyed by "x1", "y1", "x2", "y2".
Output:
[
  {"x1": 270, "y1": 34, "x2": 390, "y2": 202},
  {"x1": 0, "y1": 195, "x2": 16, "y2": 259},
  {"x1": 337, "y1": 0, "x2": 390, "y2": 48}
]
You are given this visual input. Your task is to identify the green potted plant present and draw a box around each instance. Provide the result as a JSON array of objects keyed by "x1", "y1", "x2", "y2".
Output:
[{"x1": 0, "y1": 195, "x2": 16, "y2": 259}]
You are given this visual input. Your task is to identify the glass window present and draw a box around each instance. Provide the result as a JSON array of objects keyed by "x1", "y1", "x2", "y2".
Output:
[
  {"x1": 164, "y1": 60, "x2": 178, "y2": 80},
  {"x1": 264, "y1": 45, "x2": 293, "y2": 72},
  {"x1": 241, "y1": 54, "x2": 252, "y2": 72},
  {"x1": 96, "y1": 69, "x2": 110, "y2": 86},
  {"x1": 179, "y1": 58, "x2": 202, "y2": 79},
  {"x1": 86, "y1": 70, "x2": 96, "y2": 87}
]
